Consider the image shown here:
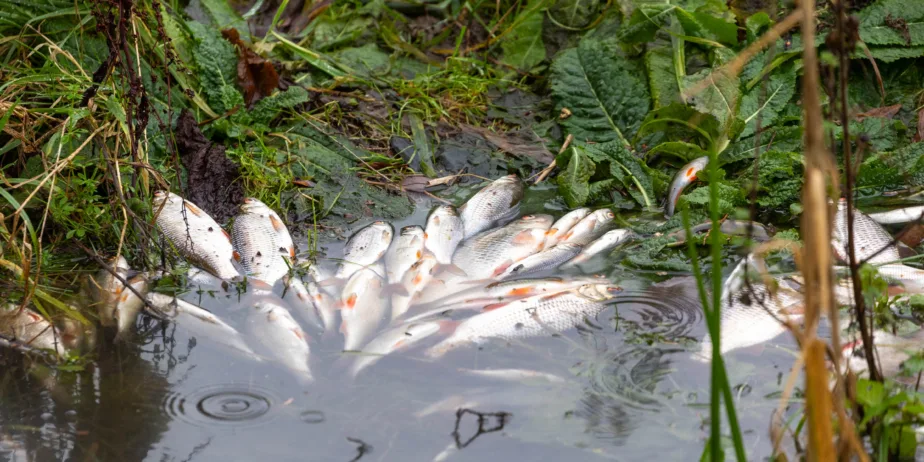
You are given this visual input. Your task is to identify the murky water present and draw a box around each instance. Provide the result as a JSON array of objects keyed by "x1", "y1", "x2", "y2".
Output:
[{"x1": 0, "y1": 184, "x2": 809, "y2": 461}]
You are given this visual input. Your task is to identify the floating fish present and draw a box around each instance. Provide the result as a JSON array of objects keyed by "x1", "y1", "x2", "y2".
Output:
[
  {"x1": 305, "y1": 265, "x2": 340, "y2": 333},
  {"x1": 869, "y1": 205, "x2": 924, "y2": 225},
  {"x1": 558, "y1": 209, "x2": 615, "y2": 246},
  {"x1": 833, "y1": 198, "x2": 901, "y2": 265},
  {"x1": 89, "y1": 255, "x2": 132, "y2": 327},
  {"x1": 842, "y1": 326, "x2": 924, "y2": 383},
  {"x1": 459, "y1": 175, "x2": 525, "y2": 238},
  {"x1": 335, "y1": 221, "x2": 394, "y2": 280},
  {"x1": 340, "y1": 268, "x2": 388, "y2": 350},
  {"x1": 245, "y1": 297, "x2": 313, "y2": 384},
  {"x1": 874, "y1": 264, "x2": 924, "y2": 293},
  {"x1": 500, "y1": 243, "x2": 584, "y2": 278},
  {"x1": 384, "y1": 225, "x2": 425, "y2": 286},
  {"x1": 349, "y1": 320, "x2": 444, "y2": 377},
  {"x1": 450, "y1": 214, "x2": 553, "y2": 280},
  {"x1": 561, "y1": 229, "x2": 634, "y2": 268},
  {"x1": 425, "y1": 283, "x2": 621, "y2": 357},
  {"x1": 0, "y1": 304, "x2": 70, "y2": 357},
  {"x1": 542, "y1": 208, "x2": 591, "y2": 250},
  {"x1": 390, "y1": 254, "x2": 438, "y2": 321},
  {"x1": 423, "y1": 205, "x2": 465, "y2": 275},
  {"x1": 665, "y1": 156, "x2": 709, "y2": 218},
  {"x1": 231, "y1": 198, "x2": 295, "y2": 285},
  {"x1": 153, "y1": 191, "x2": 241, "y2": 280},
  {"x1": 112, "y1": 273, "x2": 150, "y2": 340},
  {"x1": 457, "y1": 367, "x2": 568, "y2": 384},
  {"x1": 277, "y1": 275, "x2": 325, "y2": 331}
]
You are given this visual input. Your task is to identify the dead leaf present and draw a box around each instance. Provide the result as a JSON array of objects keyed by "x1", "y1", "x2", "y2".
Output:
[
  {"x1": 221, "y1": 28, "x2": 280, "y2": 108},
  {"x1": 175, "y1": 110, "x2": 245, "y2": 222},
  {"x1": 401, "y1": 175, "x2": 431, "y2": 192},
  {"x1": 915, "y1": 108, "x2": 924, "y2": 142},
  {"x1": 292, "y1": 179, "x2": 316, "y2": 188},
  {"x1": 461, "y1": 125, "x2": 555, "y2": 163},
  {"x1": 856, "y1": 103, "x2": 901, "y2": 121}
]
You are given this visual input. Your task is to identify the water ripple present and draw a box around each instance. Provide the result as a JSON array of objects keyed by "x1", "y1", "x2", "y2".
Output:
[{"x1": 163, "y1": 384, "x2": 279, "y2": 428}]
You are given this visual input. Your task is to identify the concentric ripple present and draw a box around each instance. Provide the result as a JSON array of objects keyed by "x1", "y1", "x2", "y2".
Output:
[{"x1": 163, "y1": 384, "x2": 279, "y2": 428}]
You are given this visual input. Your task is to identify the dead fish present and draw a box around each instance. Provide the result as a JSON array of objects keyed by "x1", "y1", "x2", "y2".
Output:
[
  {"x1": 348, "y1": 321, "x2": 444, "y2": 377},
  {"x1": 874, "y1": 264, "x2": 924, "y2": 293},
  {"x1": 145, "y1": 292, "x2": 262, "y2": 360},
  {"x1": 842, "y1": 326, "x2": 924, "y2": 384},
  {"x1": 88, "y1": 255, "x2": 132, "y2": 327},
  {"x1": 305, "y1": 265, "x2": 340, "y2": 333},
  {"x1": 451, "y1": 214, "x2": 553, "y2": 280},
  {"x1": 112, "y1": 273, "x2": 150, "y2": 340},
  {"x1": 666, "y1": 219, "x2": 773, "y2": 244},
  {"x1": 869, "y1": 205, "x2": 924, "y2": 225},
  {"x1": 558, "y1": 209, "x2": 615, "y2": 245},
  {"x1": 384, "y1": 225, "x2": 425, "y2": 286},
  {"x1": 561, "y1": 229, "x2": 635, "y2": 268},
  {"x1": 457, "y1": 367, "x2": 568, "y2": 384},
  {"x1": 245, "y1": 298, "x2": 313, "y2": 384},
  {"x1": 340, "y1": 268, "x2": 388, "y2": 350},
  {"x1": 425, "y1": 283, "x2": 622, "y2": 358},
  {"x1": 542, "y1": 208, "x2": 591, "y2": 250},
  {"x1": 423, "y1": 205, "x2": 466, "y2": 275},
  {"x1": 0, "y1": 305, "x2": 70, "y2": 357},
  {"x1": 186, "y1": 266, "x2": 228, "y2": 290},
  {"x1": 665, "y1": 156, "x2": 709, "y2": 218},
  {"x1": 335, "y1": 221, "x2": 394, "y2": 280},
  {"x1": 499, "y1": 243, "x2": 584, "y2": 278},
  {"x1": 153, "y1": 191, "x2": 241, "y2": 280},
  {"x1": 277, "y1": 275, "x2": 325, "y2": 331},
  {"x1": 391, "y1": 254, "x2": 439, "y2": 321},
  {"x1": 458, "y1": 174, "x2": 525, "y2": 238},
  {"x1": 833, "y1": 198, "x2": 900, "y2": 265},
  {"x1": 231, "y1": 198, "x2": 295, "y2": 285}
]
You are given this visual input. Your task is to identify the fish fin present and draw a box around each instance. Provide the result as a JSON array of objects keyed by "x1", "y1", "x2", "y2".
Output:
[
  {"x1": 483, "y1": 302, "x2": 509, "y2": 311},
  {"x1": 434, "y1": 263, "x2": 467, "y2": 278},
  {"x1": 383, "y1": 283, "x2": 411, "y2": 297},
  {"x1": 437, "y1": 319, "x2": 458, "y2": 334},
  {"x1": 491, "y1": 260, "x2": 514, "y2": 277},
  {"x1": 512, "y1": 230, "x2": 538, "y2": 245}
]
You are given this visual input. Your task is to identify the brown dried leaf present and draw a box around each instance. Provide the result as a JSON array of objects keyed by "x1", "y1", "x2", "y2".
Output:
[
  {"x1": 401, "y1": 175, "x2": 431, "y2": 192},
  {"x1": 221, "y1": 28, "x2": 280, "y2": 107},
  {"x1": 855, "y1": 103, "x2": 901, "y2": 121}
]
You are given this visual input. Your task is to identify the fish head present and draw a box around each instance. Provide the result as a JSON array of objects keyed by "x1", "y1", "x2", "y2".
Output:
[
  {"x1": 405, "y1": 321, "x2": 441, "y2": 338},
  {"x1": 592, "y1": 209, "x2": 616, "y2": 225},
  {"x1": 516, "y1": 214, "x2": 554, "y2": 229},
  {"x1": 371, "y1": 221, "x2": 394, "y2": 240},
  {"x1": 400, "y1": 225, "x2": 425, "y2": 239},
  {"x1": 240, "y1": 197, "x2": 272, "y2": 214}
]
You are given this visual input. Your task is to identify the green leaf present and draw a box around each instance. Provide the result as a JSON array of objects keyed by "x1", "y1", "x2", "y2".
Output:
[
  {"x1": 857, "y1": 0, "x2": 924, "y2": 46},
  {"x1": 636, "y1": 103, "x2": 721, "y2": 147},
  {"x1": 858, "y1": 45, "x2": 924, "y2": 62},
  {"x1": 647, "y1": 141, "x2": 708, "y2": 162},
  {"x1": 858, "y1": 142, "x2": 924, "y2": 189},
  {"x1": 330, "y1": 44, "x2": 391, "y2": 76},
  {"x1": 674, "y1": 8, "x2": 738, "y2": 46},
  {"x1": 188, "y1": 21, "x2": 239, "y2": 114},
  {"x1": 197, "y1": 0, "x2": 248, "y2": 33},
  {"x1": 556, "y1": 146, "x2": 596, "y2": 207},
  {"x1": 585, "y1": 141, "x2": 655, "y2": 208},
  {"x1": 737, "y1": 64, "x2": 796, "y2": 138},
  {"x1": 251, "y1": 87, "x2": 310, "y2": 125},
  {"x1": 548, "y1": 0, "x2": 599, "y2": 29},
  {"x1": 618, "y1": 4, "x2": 677, "y2": 44},
  {"x1": 550, "y1": 39, "x2": 651, "y2": 146},
  {"x1": 718, "y1": 125, "x2": 803, "y2": 165},
  {"x1": 645, "y1": 44, "x2": 681, "y2": 108},
  {"x1": 682, "y1": 68, "x2": 740, "y2": 130},
  {"x1": 502, "y1": 0, "x2": 546, "y2": 71}
]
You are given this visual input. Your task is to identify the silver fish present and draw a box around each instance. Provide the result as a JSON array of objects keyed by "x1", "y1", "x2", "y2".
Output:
[
  {"x1": 145, "y1": 292, "x2": 261, "y2": 360},
  {"x1": 0, "y1": 305, "x2": 70, "y2": 357},
  {"x1": 278, "y1": 275, "x2": 325, "y2": 331},
  {"x1": 348, "y1": 321, "x2": 443, "y2": 377},
  {"x1": 457, "y1": 367, "x2": 567, "y2": 384},
  {"x1": 89, "y1": 255, "x2": 132, "y2": 327},
  {"x1": 842, "y1": 327, "x2": 924, "y2": 383},
  {"x1": 384, "y1": 225, "x2": 425, "y2": 286},
  {"x1": 305, "y1": 265, "x2": 339, "y2": 333},
  {"x1": 665, "y1": 156, "x2": 709, "y2": 217},
  {"x1": 335, "y1": 221, "x2": 394, "y2": 280},
  {"x1": 153, "y1": 191, "x2": 241, "y2": 280},
  {"x1": 340, "y1": 268, "x2": 387, "y2": 350},
  {"x1": 231, "y1": 198, "x2": 295, "y2": 284},
  {"x1": 833, "y1": 198, "x2": 900, "y2": 265},
  {"x1": 245, "y1": 298, "x2": 313, "y2": 384},
  {"x1": 558, "y1": 209, "x2": 615, "y2": 246},
  {"x1": 390, "y1": 254, "x2": 438, "y2": 321},
  {"x1": 542, "y1": 208, "x2": 591, "y2": 250},
  {"x1": 112, "y1": 273, "x2": 150, "y2": 340},
  {"x1": 869, "y1": 205, "x2": 924, "y2": 225},
  {"x1": 424, "y1": 205, "x2": 464, "y2": 267},
  {"x1": 499, "y1": 243, "x2": 584, "y2": 278},
  {"x1": 458, "y1": 174, "x2": 525, "y2": 238},
  {"x1": 874, "y1": 264, "x2": 924, "y2": 293},
  {"x1": 425, "y1": 283, "x2": 621, "y2": 357},
  {"x1": 561, "y1": 229, "x2": 634, "y2": 268},
  {"x1": 451, "y1": 214, "x2": 553, "y2": 280}
]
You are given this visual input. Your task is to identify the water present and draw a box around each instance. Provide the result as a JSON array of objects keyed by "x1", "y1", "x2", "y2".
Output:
[{"x1": 0, "y1": 184, "x2": 808, "y2": 461}]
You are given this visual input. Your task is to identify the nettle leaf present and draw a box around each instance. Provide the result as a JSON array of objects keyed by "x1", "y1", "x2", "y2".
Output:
[
  {"x1": 550, "y1": 39, "x2": 651, "y2": 146},
  {"x1": 502, "y1": 0, "x2": 546, "y2": 71},
  {"x1": 751, "y1": 151, "x2": 804, "y2": 209},
  {"x1": 646, "y1": 141, "x2": 708, "y2": 162},
  {"x1": 188, "y1": 22, "x2": 239, "y2": 114},
  {"x1": 556, "y1": 145, "x2": 596, "y2": 207},
  {"x1": 679, "y1": 181, "x2": 743, "y2": 216},
  {"x1": 682, "y1": 67, "x2": 740, "y2": 130},
  {"x1": 738, "y1": 64, "x2": 796, "y2": 138},
  {"x1": 618, "y1": 4, "x2": 677, "y2": 44},
  {"x1": 857, "y1": 0, "x2": 924, "y2": 46},
  {"x1": 198, "y1": 0, "x2": 248, "y2": 33},
  {"x1": 645, "y1": 44, "x2": 682, "y2": 108},
  {"x1": 585, "y1": 141, "x2": 655, "y2": 208},
  {"x1": 251, "y1": 87, "x2": 310, "y2": 125},
  {"x1": 636, "y1": 103, "x2": 721, "y2": 147}
]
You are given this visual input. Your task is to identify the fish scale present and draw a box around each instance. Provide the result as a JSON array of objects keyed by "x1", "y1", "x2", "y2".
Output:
[
  {"x1": 336, "y1": 222, "x2": 394, "y2": 279},
  {"x1": 425, "y1": 283, "x2": 621, "y2": 357},
  {"x1": 451, "y1": 214, "x2": 553, "y2": 280},
  {"x1": 833, "y1": 199, "x2": 900, "y2": 264},
  {"x1": 666, "y1": 156, "x2": 709, "y2": 217},
  {"x1": 499, "y1": 243, "x2": 583, "y2": 279},
  {"x1": 232, "y1": 215, "x2": 292, "y2": 284},
  {"x1": 385, "y1": 226, "x2": 425, "y2": 285},
  {"x1": 459, "y1": 175, "x2": 525, "y2": 238},
  {"x1": 245, "y1": 298, "x2": 314, "y2": 384},
  {"x1": 559, "y1": 209, "x2": 615, "y2": 246},
  {"x1": 542, "y1": 208, "x2": 590, "y2": 249},
  {"x1": 349, "y1": 321, "x2": 443, "y2": 377},
  {"x1": 424, "y1": 205, "x2": 464, "y2": 265},
  {"x1": 153, "y1": 191, "x2": 241, "y2": 280},
  {"x1": 562, "y1": 229, "x2": 634, "y2": 268}
]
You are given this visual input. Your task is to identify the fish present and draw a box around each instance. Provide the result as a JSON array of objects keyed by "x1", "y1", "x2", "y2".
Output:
[
  {"x1": 348, "y1": 321, "x2": 444, "y2": 377},
  {"x1": 340, "y1": 268, "x2": 388, "y2": 350},
  {"x1": 425, "y1": 283, "x2": 622, "y2": 357},
  {"x1": 869, "y1": 205, "x2": 924, "y2": 225},
  {"x1": 450, "y1": 214, "x2": 553, "y2": 280},
  {"x1": 457, "y1": 367, "x2": 568, "y2": 384},
  {"x1": 542, "y1": 208, "x2": 591, "y2": 249},
  {"x1": 305, "y1": 265, "x2": 340, "y2": 333},
  {"x1": 153, "y1": 191, "x2": 241, "y2": 280},
  {"x1": 334, "y1": 221, "x2": 394, "y2": 280},
  {"x1": 874, "y1": 264, "x2": 924, "y2": 293},
  {"x1": 833, "y1": 198, "x2": 901, "y2": 265},
  {"x1": 145, "y1": 292, "x2": 262, "y2": 360},
  {"x1": 561, "y1": 229, "x2": 635, "y2": 268},
  {"x1": 390, "y1": 254, "x2": 439, "y2": 321},
  {"x1": 558, "y1": 209, "x2": 615, "y2": 246},
  {"x1": 458, "y1": 174, "x2": 525, "y2": 238},
  {"x1": 665, "y1": 156, "x2": 709, "y2": 217},
  {"x1": 88, "y1": 255, "x2": 132, "y2": 327},
  {"x1": 423, "y1": 205, "x2": 466, "y2": 275},
  {"x1": 186, "y1": 266, "x2": 228, "y2": 290},
  {"x1": 245, "y1": 297, "x2": 314, "y2": 384},
  {"x1": 111, "y1": 273, "x2": 150, "y2": 340},
  {"x1": 841, "y1": 326, "x2": 924, "y2": 383},
  {"x1": 231, "y1": 198, "x2": 295, "y2": 285},
  {"x1": 384, "y1": 225, "x2": 425, "y2": 286},
  {"x1": 499, "y1": 243, "x2": 584, "y2": 278},
  {"x1": 277, "y1": 275, "x2": 325, "y2": 331},
  {"x1": 0, "y1": 305, "x2": 70, "y2": 357}
]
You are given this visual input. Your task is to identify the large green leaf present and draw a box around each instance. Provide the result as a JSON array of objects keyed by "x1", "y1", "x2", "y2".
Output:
[
  {"x1": 548, "y1": 0, "x2": 599, "y2": 29},
  {"x1": 858, "y1": 0, "x2": 924, "y2": 46},
  {"x1": 502, "y1": 0, "x2": 547, "y2": 71},
  {"x1": 682, "y1": 67, "x2": 739, "y2": 130},
  {"x1": 737, "y1": 64, "x2": 796, "y2": 138},
  {"x1": 718, "y1": 125, "x2": 803, "y2": 165},
  {"x1": 588, "y1": 141, "x2": 655, "y2": 208},
  {"x1": 550, "y1": 39, "x2": 651, "y2": 146},
  {"x1": 646, "y1": 141, "x2": 708, "y2": 162},
  {"x1": 618, "y1": 4, "x2": 677, "y2": 44},
  {"x1": 197, "y1": 0, "x2": 248, "y2": 33},
  {"x1": 556, "y1": 146, "x2": 596, "y2": 207},
  {"x1": 857, "y1": 45, "x2": 924, "y2": 62},
  {"x1": 188, "y1": 22, "x2": 239, "y2": 114},
  {"x1": 635, "y1": 103, "x2": 721, "y2": 147},
  {"x1": 644, "y1": 44, "x2": 681, "y2": 108},
  {"x1": 858, "y1": 142, "x2": 924, "y2": 190}
]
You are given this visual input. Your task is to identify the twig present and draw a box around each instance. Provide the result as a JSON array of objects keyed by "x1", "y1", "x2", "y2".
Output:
[{"x1": 533, "y1": 134, "x2": 572, "y2": 184}]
